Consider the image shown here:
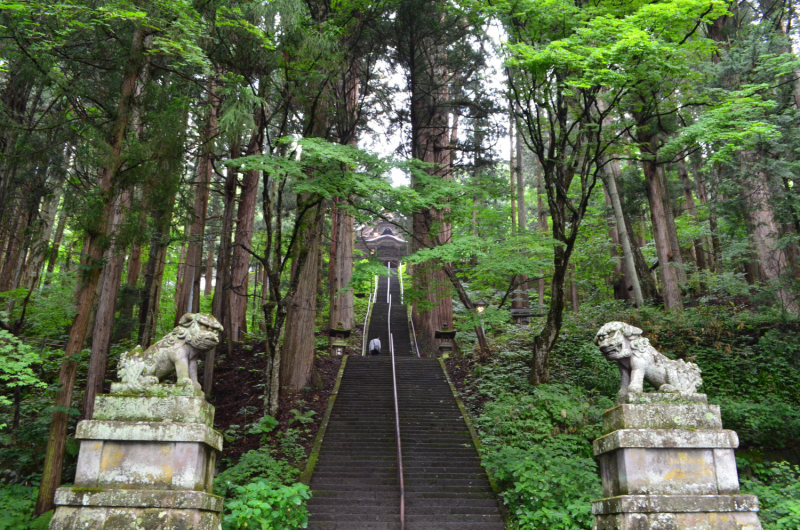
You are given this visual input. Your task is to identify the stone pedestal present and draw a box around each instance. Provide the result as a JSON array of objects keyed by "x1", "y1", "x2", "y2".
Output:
[
  {"x1": 592, "y1": 393, "x2": 762, "y2": 530},
  {"x1": 50, "y1": 388, "x2": 223, "y2": 530}
]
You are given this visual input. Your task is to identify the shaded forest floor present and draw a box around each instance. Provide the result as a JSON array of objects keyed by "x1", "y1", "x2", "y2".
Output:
[{"x1": 210, "y1": 341, "x2": 342, "y2": 468}]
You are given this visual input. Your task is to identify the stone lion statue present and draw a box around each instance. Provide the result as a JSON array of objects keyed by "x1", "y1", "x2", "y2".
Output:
[
  {"x1": 594, "y1": 321, "x2": 702, "y2": 397},
  {"x1": 112, "y1": 313, "x2": 223, "y2": 394}
]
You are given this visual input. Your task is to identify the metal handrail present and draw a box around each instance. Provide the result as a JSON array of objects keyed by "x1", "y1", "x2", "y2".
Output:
[
  {"x1": 362, "y1": 275, "x2": 378, "y2": 356},
  {"x1": 388, "y1": 294, "x2": 405, "y2": 530},
  {"x1": 409, "y1": 306, "x2": 421, "y2": 358},
  {"x1": 386, "y1": 262, "x2": 391, "y2": 303},
  {"x1": 399, "y1": 262, "x2": 404, "y2": 305}
]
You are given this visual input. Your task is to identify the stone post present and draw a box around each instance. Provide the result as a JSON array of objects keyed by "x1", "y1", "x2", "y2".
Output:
[
  {"x1": 592, "y1": 392, "x2": 762, "y2": 530},
  {"x1": 50, "y1": 387, "x2": 223, "y2": 529}
]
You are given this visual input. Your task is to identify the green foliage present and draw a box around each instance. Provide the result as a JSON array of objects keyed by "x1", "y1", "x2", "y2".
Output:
[
  {"x1": 287, "y1": 409, "x2": 316, "y2": 426},
  {"x1": 0, "y1": 485, "x2": 36, "y2": 530},
  {"x1": 740, "y1": 461, "x2": 800, "y2": 530},
  {"x1": 246, "y1": 415, "x2": 280, "y2": 437},
  {"x1": 214, "y1": 447, "x2": 300, "y2": 500},
  {"x1": 470, "y1": 352, "x2": 612, "y2": 455},
  {"x1": 223, "y1": 480, "x2": 311, "y2": 530},
  {"x1": 484, "y1": 447, "x2": 600, "y2": 530},
  {"x1": 0, "y1": 325, "x2": 48, "y2": 427},
  {"x1": 278, "y1": 428, "x2": 307, "y2": 463},
  {"x1": 466, "y1": 350, "x2": 610, "y2": 529}
]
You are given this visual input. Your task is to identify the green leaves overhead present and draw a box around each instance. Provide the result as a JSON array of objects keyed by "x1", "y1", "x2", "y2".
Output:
[
  {"x1": 501, "y1": 0, "x2": 728, "y2": 98},
  {"x1": 0, "y1": 0, "x2": 212, "y2": 71}
]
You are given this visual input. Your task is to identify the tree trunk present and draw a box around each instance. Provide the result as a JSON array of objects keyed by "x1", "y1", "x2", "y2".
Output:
[
  {"x1": 530, "y1": 245, "x2": 570, "y2": 385},
  {"x1": 176, "y1": 79, "x2": 218, "y2": 320},
  {"x1": 602, "y1": 161, "x2": 644, "y2": 306},
  {"x1": 536, "y1": 161, "x2": 547, "y2": 308},
  {"x1": 512, "y1": 127, "x2": 529, "y2": 309},
  {"x1": 509, "y1": 102, "x2": 517, "y2": 234},
  {"x1": 622, "y1": 210, "x2": 659, "y2": 300},
  {"x1": 138, "y1": 207, "x2": 172, "y2": 349},
  {"x1": 36, "y1": 27, "x2": 146, "y2": 517},
  {"x1": 112, "y1": 243, "x2": 142, "y2": 342},
  {"x1": 206, "y1": 165, "x2": 238, "y2": 393},
  {"x1": 174, "y1": 240, "x2": 187, "y2": 310},
  {"x1": 44, "y1": 205, "x2": 67, "y2": 283},
  {"x1": 409, "y1": 40, "x2": 454, "y2": 353},
  {"x1": 0, "y1": 210, "x2": 27, "y2": 292},
  {"x1": 739, "y1": 152, "x2": 797, "y2": 311},
  {"x1": 678, "y1": 159, "x2": 706, "y2": 271},
  {"x1": 83, "y1": 191, "x2": 131, "y2": 420},
  {"x1": 637, "y1": 125, "x2": 682, "y2": 310},
  {"x1": 442, "y1": 264, "x2": 490, "y2": 358},
  {"x1": 280, "y1": 201, "x2": 322, "y2": 392},
  {"x1": 658, "y1": 165, "x2": 686, "y2": 282},
  {"x1": 23, "y1": 188, "x2": 62, "y2": 297},
  {"x1": 229, "y1": 131, "x2": 262, "y2": 339},
  {"x1": 204, "y1": 239, "x2": 215, "y2": 298},
  {"x1": 228, "y1": 166, "x2": 259, "y2": 340},
  {"x1": 328, "y1": 198, "x2": 355, "y2": 330},
  {"x1": 604, "y1": 185, "x2": 630, "y2": 301},
  {"x1": 212, "y1": 164, "x2": 237, "y2": 345}
]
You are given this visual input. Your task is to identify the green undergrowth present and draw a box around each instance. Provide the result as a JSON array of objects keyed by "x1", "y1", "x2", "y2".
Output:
[
  {"x1": 0, "y1": 485, "x2": 52, "y2": 530},
  {"x1": 456, "y1": 302, "x2": 800, "y2": 530},
  {"x1": 215, "y1": 446, "x2": 310, "y2": 530}
]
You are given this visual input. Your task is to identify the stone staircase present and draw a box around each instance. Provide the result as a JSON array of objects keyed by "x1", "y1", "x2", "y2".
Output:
[
  {"x1": 305, "y1": 272, "x2": 505, "y2": 529},
  {"x1": 367, "y1": 270, "x2": 413, "y2": 357}
]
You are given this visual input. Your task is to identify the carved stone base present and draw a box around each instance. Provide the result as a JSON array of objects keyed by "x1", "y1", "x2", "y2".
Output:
[
  {"x1": 592, "y1": 393, "x2": 762, "y2": 530},
  {"x1": 50, "y1": 395, "x2": 222, "y2": 530},
  {"x1": 50, "y1": 506, "x2": 221, "y2": 530}
]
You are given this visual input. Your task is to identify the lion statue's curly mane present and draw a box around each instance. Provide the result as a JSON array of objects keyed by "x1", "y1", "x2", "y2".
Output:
[{"x1": 594, "y1": 321, "x2": 702, "y2": 397}]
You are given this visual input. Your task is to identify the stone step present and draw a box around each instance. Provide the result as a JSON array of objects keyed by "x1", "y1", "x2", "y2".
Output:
[{"x1": 307, "y1": 271, "x2": 503, "y2": 528}]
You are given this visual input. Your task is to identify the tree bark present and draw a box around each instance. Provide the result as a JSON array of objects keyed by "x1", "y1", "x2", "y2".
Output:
[
  {"x1": 637, "y1": 124, "x2": 682, "y2": 310},
  {"x1": 739, "y1": 152, "x2": 797, "y2": 311},
  {"x1": 280, "y1": 201, "x2": 322, "y2": 392},
  {"x1": 138, "y1": 207, "x2": 172, "y2": 349},
  {"x1": 569, "y1": 263, "x2": 579, "y2": 312},
  {"x1": 442, "y1": 264, "x2": 490, "y2": 358},
  {"x1": 0, "y1": 210, "x2": 27, "y2": 292},
  {"x1": 229, "y1": 134, "x2": 262, "y2": 339},
  {"x1": 509, "y1": 101, "x2": 517, "y2": 234},
  {"x1": 536, "y1": 161, "x2": 547, "y2": 308},
  {"x1": 36, "y1": 27, "x2": 146, "y2": 517},
  {"x1": 174, "y1": 240, "x2": 187, "y2": 310},
  {"x1": 327, "y1": 54, "x2": 359, "y2": 332},
  {"x1": 328, "y1": 199, "x2": 355, "y2": 330},
  {"x1": 206, "y1": 164, "x2": 238, "y2": 393},
  {"x1": 677, "y1": 158, "x2": 706, "y2": 271},
  {"x1": 658, "y1": 165, "x2": 686, "y2": 282},
  {"x1": 409, "y1": 34, "x2": 454, "y2": 353},
  {"x1": 176, "y1": 79, "x2": 218, "y2": 320},
  {"x1": 113, "y1": 242, "x2": 142, "y2": 342},
  {"x1": 512, "y1": 127, "x2": 529, "y2": 310},
  {"x1": 44, "y1": 204, "x2": 67, "y2": 283},
  {"x1": 204, "y1": 239, "x2": 215, "y2": 298},
  {"x1": 602, "y1": 160, "x2": 644, "y2": 306},
  {"x1": 83, "y1": 191, "x2": 131, "y2": 420},
  {"x1": 212, "y1": 163, "x2": 237, "y2": 345}
]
